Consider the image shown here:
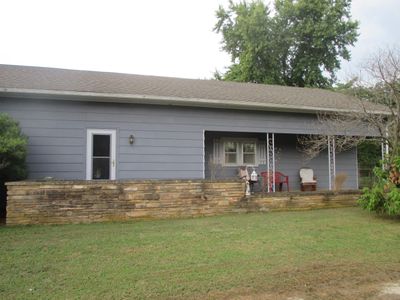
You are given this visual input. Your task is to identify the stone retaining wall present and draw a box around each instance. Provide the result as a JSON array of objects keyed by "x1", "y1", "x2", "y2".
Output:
[
  {"x1": 6, "y1": 180, "x2": 360, "y2": 225},
  {"x1": 239, "y1": 190, "x2": 361, "y2": 212},
  {"x1": 6, "y1": 180, "x2": 245, "y2": 225}
]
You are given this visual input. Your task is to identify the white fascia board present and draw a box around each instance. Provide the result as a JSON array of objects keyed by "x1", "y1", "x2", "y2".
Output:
[{"x1": 0, "y1": 87, "x2": 390, "y2": 115}]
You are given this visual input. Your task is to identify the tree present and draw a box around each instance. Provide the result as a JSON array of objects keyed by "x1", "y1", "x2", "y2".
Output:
[
  {"x1": 298, "y1": 47, "x2": 400, "y2": 215},
  {"x1": 214, "y1": 0, "x2": 359, "y2": 88},
  {"x1": 0, "y1": 113, "x2": 28, "y2": 218},
  {"x1": 0, "y1": 113, "x2": 28, "y2": 180}
]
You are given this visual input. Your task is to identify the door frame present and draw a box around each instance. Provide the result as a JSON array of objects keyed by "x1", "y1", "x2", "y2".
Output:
[{"x1": 86, "y1": 129, "x2": 116, "y2": 180}]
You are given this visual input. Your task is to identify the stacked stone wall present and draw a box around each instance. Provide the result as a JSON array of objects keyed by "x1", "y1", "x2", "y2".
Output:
[{"x1": 6, "y1": 180, "x2": 359, "y2": 225}]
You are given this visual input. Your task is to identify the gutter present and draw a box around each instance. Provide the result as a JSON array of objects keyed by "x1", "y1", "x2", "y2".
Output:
[{"x1": 0, "y1": 87, "x2": 389, "y2": 115}]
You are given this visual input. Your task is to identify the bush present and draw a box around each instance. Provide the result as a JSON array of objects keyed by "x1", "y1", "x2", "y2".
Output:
[
  {"x1": 0, "y1": 113, "x2": 28, "y2": 218},
  {"x1": 0, "y1": 113, "x2": 28, "y2": 180},
  {"x1": 359, "y1": 157, "x2": 400, "y2": 216}
]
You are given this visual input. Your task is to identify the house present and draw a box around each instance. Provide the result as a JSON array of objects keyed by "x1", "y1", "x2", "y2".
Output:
[{"x1": 0, "y1": 65, "x2": 379, "y2": 191}]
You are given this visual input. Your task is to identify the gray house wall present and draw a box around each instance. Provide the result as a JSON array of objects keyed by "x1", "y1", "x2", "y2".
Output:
[
  {"x1": 0, "y1": 98, "x2": 358, "y2": 187},
  {"x1": 275, "y1": 134, "x2": 357, "y2": 190}
]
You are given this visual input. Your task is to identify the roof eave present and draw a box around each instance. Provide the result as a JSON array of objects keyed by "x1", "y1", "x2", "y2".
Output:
[{"x1": 0, "y1": 88, "x2": 389, "y2": 115}]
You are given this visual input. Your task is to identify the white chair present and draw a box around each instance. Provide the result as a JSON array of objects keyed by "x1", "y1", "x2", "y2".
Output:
[{"x1": 299, "y1": 168, "x2": 317, "y2": 191}]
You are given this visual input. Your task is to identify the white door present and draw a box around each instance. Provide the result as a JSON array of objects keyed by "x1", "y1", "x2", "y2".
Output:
[{"x1": 86, "y1": 129, "x2": 116, "y2": 180}]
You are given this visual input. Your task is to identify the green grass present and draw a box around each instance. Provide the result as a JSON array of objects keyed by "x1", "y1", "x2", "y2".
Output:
[{"x1": 1, "y1": 208, "x2": 399, "y2": 299}]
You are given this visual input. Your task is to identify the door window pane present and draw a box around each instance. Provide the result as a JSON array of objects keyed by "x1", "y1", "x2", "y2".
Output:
[
  {"x1": 93, "y1": 135, "x2": 110, "y2": 157},
  {"x1": 92, "y1": 134, "x2": 111, "y2": 180},
  {"x1": 92, "y1": 158, "x2": 110, "y2": 179}
]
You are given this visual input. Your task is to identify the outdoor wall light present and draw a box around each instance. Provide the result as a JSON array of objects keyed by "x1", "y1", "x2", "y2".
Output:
[{"x1": 129, "y1": 134, "x2": 134, "y2": 145}]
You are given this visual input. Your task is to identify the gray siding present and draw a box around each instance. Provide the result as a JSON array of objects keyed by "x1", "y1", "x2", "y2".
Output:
[
  {"x1": 275, "y1": 134, "x2": 357, "y2": 190},
  {"x1": 0, "y1": 98, "x2": 358, "y2": 184}
]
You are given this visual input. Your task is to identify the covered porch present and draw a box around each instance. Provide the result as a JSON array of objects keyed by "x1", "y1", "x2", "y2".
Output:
[{"x1": 204, "y1": 131, "x2": 359, "y2": 192}]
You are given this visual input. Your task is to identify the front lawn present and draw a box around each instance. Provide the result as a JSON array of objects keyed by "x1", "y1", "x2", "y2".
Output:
[{"x1": 1, "y1": 208, "x2": 399, "y2": 299}]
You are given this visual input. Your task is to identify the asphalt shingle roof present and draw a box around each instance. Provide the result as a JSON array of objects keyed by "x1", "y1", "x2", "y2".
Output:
[{"x1": 0, "y1": 64, "x2": 384, "y2": 113}]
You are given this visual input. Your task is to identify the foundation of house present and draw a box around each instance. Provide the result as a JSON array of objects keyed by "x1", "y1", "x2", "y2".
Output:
[{"x1": 5, "y1": 180, "x2": 360, "y2": 225}]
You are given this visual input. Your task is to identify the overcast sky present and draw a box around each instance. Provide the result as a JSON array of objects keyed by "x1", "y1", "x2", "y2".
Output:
[{"x1": 0, "y1": 0, "x2": 398, "y2": 83}]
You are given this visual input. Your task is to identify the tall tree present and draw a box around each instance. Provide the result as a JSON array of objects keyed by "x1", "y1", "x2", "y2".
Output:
[{"x1": 214, "y1": 0, "x2": 359, "y2": 88}]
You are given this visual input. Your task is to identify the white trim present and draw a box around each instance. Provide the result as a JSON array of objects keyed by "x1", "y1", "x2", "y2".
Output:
[
  {"x1": 202, "y1": 130, "x2": 205, "y2": 179},
  {"x1": 0, "y1": 87, "x2": 389, "y2": 115},
  {"x1": 385, "y1": 126, "x2": 390, "y2": 157},
  {"x1": 328, "y1": 136, "x2": 336, "y2": 190},
  {"x1": 272, "y1": 133, "x2": 275, "y2": 192},
  {"x1": 355, "y1": 146, "x2": 359, "y2": 189},
  {"x1": 267, "y1": 133, "x2": 270, "y2": 175},
  {"x1": 266, "y1": 133, "x2": 276, "y2": 193},
  {"x1": 86, "y1": 129, "x2": 116, "y2": 180},
  {"x1": 328, "y1": 137, "x2": 331, "y2": 189},
  {"x1": 333, "y1": 137, "x2": 336, "y2": 181},
  {"x1": 267, "y1": 132, "x2": 271, "y2": 193},
  {"x1": 381, "y1": 140, "x2": 389, "y2": 170}
]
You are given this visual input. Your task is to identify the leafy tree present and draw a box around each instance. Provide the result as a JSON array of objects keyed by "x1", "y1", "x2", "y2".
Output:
[
  {"x1": 0, "y1": 113, "x2": 28, "y2": 180},
  {"x1": 0, "y1": 113, "x2": 28, "y2": 218},
  {"x1": 214, "y1": 0, "x2": 359, "y2": 88}
]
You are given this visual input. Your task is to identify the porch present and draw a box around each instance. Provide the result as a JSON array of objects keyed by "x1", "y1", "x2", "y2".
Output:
[{"x1": 204, "y1": 131, "x2": 359, "y2": 192}]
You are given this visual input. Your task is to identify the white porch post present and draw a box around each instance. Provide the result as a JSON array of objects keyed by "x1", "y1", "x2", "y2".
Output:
[
  {"x1": 381, "y1": 139, "x2": 389, "y2": 170},
  {"x1": 328, "y1": 136, "x2": 336, "y2": 190},
  {"x1": 266, "y1": 133, "x2": 276, "y2": 192}
]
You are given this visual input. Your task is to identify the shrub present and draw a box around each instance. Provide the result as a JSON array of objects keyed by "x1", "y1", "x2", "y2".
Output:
[
  {"x1": 0, "y1": 113, "x2": 28, "y2": 180},
  {"x1": 0, "y1": 113, "x2": 28, "y2": 218},
  {"x1": 359, "y1": 157, "x2": 400, "y2": 216}
]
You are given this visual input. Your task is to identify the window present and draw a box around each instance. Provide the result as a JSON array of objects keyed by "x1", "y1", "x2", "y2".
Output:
[
  {"x1": 243, "y1": 142, "x2": 256, "y2": 164},
  {"x1": 224, "y1": 141, "x2": 238, "y2": 164},
  {"x1": 223, "y1": 139, "x2": 257, "y2": 166}
]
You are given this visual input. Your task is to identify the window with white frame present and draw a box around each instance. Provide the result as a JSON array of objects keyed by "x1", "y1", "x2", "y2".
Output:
[
  {"x1": 242, "y1": 142, "x2": 256, "y2": 164},
  {"x1": 224, "y1": 141, "x2": 238, "y2": 164},
  {"x1": 223, "y1": 139, "x2": 257, "y2": 166}
]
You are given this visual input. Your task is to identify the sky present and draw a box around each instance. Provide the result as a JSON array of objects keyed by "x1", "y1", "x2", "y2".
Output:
[{"x1": 0, "y1": 0, "x2": 398, "y2": 83}]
